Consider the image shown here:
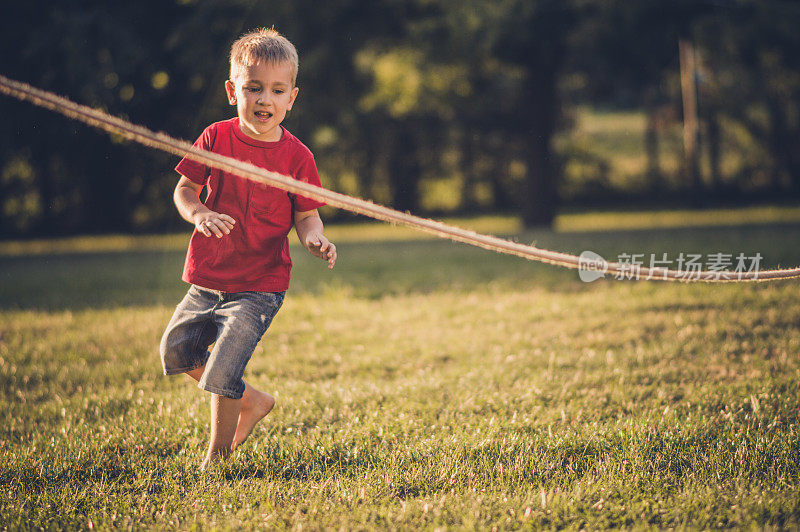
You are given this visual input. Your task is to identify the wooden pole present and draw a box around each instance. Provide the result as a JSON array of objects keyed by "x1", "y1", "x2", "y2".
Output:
[{"x1": 679, "y1": 38, "x2": 702, "y2": 195}]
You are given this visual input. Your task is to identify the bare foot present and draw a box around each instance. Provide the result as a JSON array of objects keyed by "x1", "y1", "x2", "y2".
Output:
[
  {"x1": 231, "y1": 392, "x2": 275, "y2": 450},
  {"x1": 199, "y1": 449, "x2": 229, "y2": 472},
  {"x1": 199, "y1": 457, "x2": 214, "y2": 472}
]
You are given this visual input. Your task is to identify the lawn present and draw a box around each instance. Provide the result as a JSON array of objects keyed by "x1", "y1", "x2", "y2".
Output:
[{"x1": 2, "y1": 206, "x2": 800, "y2": 529}]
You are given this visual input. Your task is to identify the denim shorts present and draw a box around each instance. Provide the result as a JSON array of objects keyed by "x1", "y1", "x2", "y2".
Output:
[{"x1": 160, "y1": 285, "x2": 285, "y2": 399}]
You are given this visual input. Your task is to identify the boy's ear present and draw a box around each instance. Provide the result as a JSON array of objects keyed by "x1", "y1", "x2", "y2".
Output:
[
  {"x1": 224, "y1": 80, "x2": 237, "y2": 105},
  {"x1": 287, "y1": 86, "x2": 299, "y2": 111}
]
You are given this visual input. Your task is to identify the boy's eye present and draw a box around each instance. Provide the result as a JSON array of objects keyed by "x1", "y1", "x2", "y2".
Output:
[
  {"x1": 274, "y1": 89, "x2": 284, "y2": 94},
  {"x1": 246, "y1": 87, "x2": 260, "y2": 93}
]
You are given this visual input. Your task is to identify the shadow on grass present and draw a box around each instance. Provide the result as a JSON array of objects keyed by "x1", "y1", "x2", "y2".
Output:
[
  {"x1": 2, "y1": 221, "x2": 799, "y2": 311},
  {"x1": 0, "y1": 249, "x2": 188, "y2": 311},
  {"x1": 0, "y1": 438, "x2": 186, "y2": 490}
]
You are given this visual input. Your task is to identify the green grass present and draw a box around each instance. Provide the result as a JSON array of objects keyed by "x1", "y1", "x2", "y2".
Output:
[
  {"x1": 2, "y1": 206, "x2": 800, "y2": 529},
  {"x1": 557, "y1": 106, "x2": 758, "y2": 195}
]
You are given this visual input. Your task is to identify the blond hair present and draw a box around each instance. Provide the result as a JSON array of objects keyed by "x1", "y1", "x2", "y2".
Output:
[{"x1": 229, "y1": 27, "x2": 299, "y2": 86}]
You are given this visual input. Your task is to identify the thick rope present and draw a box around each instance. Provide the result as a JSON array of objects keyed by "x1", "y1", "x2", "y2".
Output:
[{"x1": 1, "y1": 74, "x2": 799, "y2": 282}]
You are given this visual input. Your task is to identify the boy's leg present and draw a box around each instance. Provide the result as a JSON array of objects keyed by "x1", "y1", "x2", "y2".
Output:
[
  {"x1": 191, "y1": 290, "x2": 285, "y2": 458},
  {"x1": 186, "y1": 365, "x2": 276, "y2": 450},
  {"x1": 160, "y1": 286, "x2": 218, "y2": 378},
  {"x1": 201, "y1": 393, "x2": 241, "y2": 470}
]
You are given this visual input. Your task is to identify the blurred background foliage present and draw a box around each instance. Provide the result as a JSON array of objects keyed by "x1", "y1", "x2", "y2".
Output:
[{"x1": 1, "y1": 0, "x2": 799, "y2": 236}]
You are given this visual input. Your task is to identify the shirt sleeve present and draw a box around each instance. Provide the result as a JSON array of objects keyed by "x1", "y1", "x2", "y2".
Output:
[
  {"x1": 290, "y1": 153, "x2": 327, "y2": 212},
  {"x1": 174, "y1": 125, "x2": 216, "y2": 185}
]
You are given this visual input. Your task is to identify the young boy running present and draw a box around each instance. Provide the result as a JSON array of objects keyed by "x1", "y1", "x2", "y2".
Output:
[{"x1": 160, "y1": 28, "x2": 336, "y2": 470}]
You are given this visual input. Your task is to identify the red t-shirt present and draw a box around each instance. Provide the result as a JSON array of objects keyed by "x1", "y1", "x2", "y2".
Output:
[{"x1": 175, "y1": 118, "x2": 325, "y2": 292}]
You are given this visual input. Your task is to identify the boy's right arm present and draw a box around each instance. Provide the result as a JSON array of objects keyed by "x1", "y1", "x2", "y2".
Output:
[{"x1": 174, "y1": 176, "x2": 235, "y2": 238}]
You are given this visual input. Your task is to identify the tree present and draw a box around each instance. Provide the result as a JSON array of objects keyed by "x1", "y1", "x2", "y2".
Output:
[{"x1": 425, "y1": 0, "x2": 579, "y2": 226}]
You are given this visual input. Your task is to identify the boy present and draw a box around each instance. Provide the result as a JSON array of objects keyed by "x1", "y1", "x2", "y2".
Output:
[{"x1": 160, "y1": 28, "x2": 336, "y2": 470}]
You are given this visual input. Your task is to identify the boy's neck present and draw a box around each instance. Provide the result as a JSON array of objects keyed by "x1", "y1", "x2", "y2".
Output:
[{"x1": 238, "y1": 119, "x2": 284, "y2": 143}]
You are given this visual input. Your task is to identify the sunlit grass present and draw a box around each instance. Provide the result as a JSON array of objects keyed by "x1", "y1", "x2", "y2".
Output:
[
  {"x1": 1, "y1": 208, "x2": 800, "y2": 528},
  {"x1": 562, "y1": 106, "x2": 750, "y2": 191},
  {"x1": 555, "y1": 204, "x2": 800, "y2": 232}
]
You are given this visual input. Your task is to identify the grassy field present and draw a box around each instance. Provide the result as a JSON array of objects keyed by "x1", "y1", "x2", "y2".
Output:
[
  {"x1": 2, "y1": 206, "x2": 800, "y2": 529},
  {"x1": 554, "y1": 106, "x2": 762, "y2": 199}
]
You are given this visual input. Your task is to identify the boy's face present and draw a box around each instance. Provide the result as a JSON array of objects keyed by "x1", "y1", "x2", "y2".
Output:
[{"x1": 225, "y1": 61, "x2": 299, "y2": 142}]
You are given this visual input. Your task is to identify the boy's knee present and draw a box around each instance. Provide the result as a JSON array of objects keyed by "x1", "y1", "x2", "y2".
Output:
[{"x1": 160, "y1": 325, "x2": 206, "y2": 375}]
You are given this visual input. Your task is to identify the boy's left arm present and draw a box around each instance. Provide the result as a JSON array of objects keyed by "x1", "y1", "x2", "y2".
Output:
[{"x1": 294, "y1": 209, "x2": 337, "y2": 269}]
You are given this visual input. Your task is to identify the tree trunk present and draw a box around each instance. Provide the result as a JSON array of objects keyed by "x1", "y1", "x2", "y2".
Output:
[
  {"x1": 491, "y1": 172, "x2": 514, "y2": 211},
  {"x1": 460, "y1": 127, "x2": 479, "y2": 211},
  {"x1": 706, "y1": 109, "x2": 722, "y2": 191},
  {"x1": 643, "y1": 89, "x2": 662, "y2": 189},
  {"x1": 520, "y1": 58, "x2": 559, "y2": 228},
  {"x1": 679, "y1": 38, "x2": 703, "y2": 200},
  {"x1": 766, "y1": 97, "x2": 792, "y2": 192},
  {"x1": 388, "y1": 122, "x2": 420, "y2": 213},
  {"x1": 81, "y1": 140, "x2": 130, "y2": 233}
]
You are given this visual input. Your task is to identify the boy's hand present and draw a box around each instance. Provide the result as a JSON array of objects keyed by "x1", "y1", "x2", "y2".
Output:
[
  {"x1": 193, "y1": 210, "x2": 236, "y2": 238},
  {"x1": 304, "y1": 232, "x2": 337, "y2": 269}
]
